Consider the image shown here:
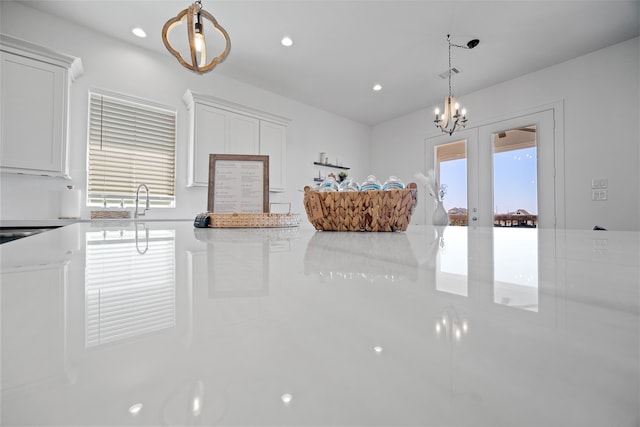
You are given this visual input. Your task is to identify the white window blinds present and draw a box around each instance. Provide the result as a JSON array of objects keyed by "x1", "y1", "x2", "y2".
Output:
[{"x1": 88, "y1": 91, "x2": 177, "y2": 207}]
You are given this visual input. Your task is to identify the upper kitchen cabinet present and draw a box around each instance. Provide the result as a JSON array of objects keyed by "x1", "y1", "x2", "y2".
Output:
[
  {"x1": 259, "y1": 121, "x2": 287, "y2": 192},
  {"x1": 183, "y1": 90, "x2": 290, "y2": 192},
  {"x1": 0, "y1": 34, "x2": 83, "y2": 178}
]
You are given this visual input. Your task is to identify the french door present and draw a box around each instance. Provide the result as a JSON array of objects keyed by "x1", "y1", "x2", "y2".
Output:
[{"x1": 426, "y1": 108, "x2": 557, "y2": 228}]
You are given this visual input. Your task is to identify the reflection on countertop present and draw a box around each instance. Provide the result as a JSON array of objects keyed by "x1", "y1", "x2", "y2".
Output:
[
  {"x1": 1, "y1": 222, "x2": 638, "y2": 426},
  {"x1": 304, "y1": 231, "x2": 419, "y2": 281}
]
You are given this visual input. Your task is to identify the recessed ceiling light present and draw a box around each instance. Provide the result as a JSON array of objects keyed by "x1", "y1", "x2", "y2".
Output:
[
  {"x1": 281, "y1": 36, "x2": 293, "y2": 47},
  {"x1": 373, "y1": 84, "x2": 382, "y2": 92},
  {"x1": 132, "y1": 27, "x2": 147, "y2": 38}
]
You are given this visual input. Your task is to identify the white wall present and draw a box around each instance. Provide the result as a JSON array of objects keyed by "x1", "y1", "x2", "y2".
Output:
[
  {"x1": 372, "y1": 37, "x2": 640, "y2": 231},
  {"x1": 0, "y1": 1, "x2": 371, "y2": 228}
]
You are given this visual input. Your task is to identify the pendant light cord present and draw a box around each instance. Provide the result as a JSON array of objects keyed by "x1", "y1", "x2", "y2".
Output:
[{"x1": 447, "y1": 34, "x2": 452, "y2": 99}]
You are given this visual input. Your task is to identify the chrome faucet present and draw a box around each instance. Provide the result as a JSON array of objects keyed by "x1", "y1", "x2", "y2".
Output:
[{"x1": 134, "y1": 184, "x2": 149, "y2": 218}]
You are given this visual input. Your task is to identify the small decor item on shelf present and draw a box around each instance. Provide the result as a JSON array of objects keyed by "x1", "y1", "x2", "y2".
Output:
[
  {"x1": 303, "y1": 182, "x2": 418, "y2": 232},
  {"x1": 382, "y1": 176, "x2": 405, "y2": 190},
  {"x1": 360, "y1": 175, "x2": 382, "y2": 191},
  {"x1": 415, "y1": 169, "x2": 449, "y2": 226},
  {"x1": 319, "y1": 175, "x2": 339, "y2": 192},
  {"x1": 339, "y1": 177, "x2": 360, "y2": 192},
  {"x1": 338, "y1": 171, "x2": 348, "y2": 182}
]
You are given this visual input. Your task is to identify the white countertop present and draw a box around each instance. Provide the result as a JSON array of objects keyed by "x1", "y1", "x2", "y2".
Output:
[
  {"x1": 0, "y1": 218, "x2": 194, "y2": 228},
  {"x1": 1, "y1": 222, "x2": 638, "y2": 426}
]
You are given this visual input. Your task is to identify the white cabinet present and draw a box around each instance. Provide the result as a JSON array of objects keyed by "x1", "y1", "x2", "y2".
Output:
[
  {"x1": 0, "y1": 34, "x2": 83, "y2": 178},
  {"x1": 259, "y1": 121, "x2": 287, "y2": 192},
  {"x1": 184, "y1": 90, "x2": 289, "y2": 191},
  {"x1": 191, "y1": 103, "x2": 226, "y2": 185},
  {"x1": 227, "y1": 111, "x2": 259, "y2": 155}
]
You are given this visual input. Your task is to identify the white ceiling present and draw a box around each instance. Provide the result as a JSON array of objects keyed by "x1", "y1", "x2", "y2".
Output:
[{"x1": 16, "y1": 0, "x2": 640, "y2": 125}]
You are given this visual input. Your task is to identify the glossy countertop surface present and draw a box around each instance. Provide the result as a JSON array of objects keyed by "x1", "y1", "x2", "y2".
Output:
[{"x1": 1, "y1": 222, "x2": 638, "y2": 426}]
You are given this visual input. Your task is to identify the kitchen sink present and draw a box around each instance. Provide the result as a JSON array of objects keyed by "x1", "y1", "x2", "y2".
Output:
[{"x1": 0, "y1": 227, "x2": 60, "y2": 244}]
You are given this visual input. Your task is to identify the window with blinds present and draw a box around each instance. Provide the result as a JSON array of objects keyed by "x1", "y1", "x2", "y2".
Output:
[
  {"x1": 88, "y1": 91, "x2": 177, "y2": 207},
  {"x1": 85, "y1": 229, "x2": 176, "y2": 347}
]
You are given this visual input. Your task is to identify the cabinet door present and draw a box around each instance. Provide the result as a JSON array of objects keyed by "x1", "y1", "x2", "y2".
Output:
[
  {"x1": 259, "y1": 121, "x2": 287, "y2": 192},
  {"x1": 190, "y1": 103, "x2": 227, "y2": 186},
  {"x1": 227, "y1": 112, "x2": 259, "y2": 155},
  {"x1": 0, "y1": 52, "x2": 68, "y2": 176}
]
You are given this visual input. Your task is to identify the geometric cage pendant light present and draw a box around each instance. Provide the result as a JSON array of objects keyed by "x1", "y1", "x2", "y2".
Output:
[
  {"x1": 162, "y1": 0, "x2": 231, "y2": 74},
  {"x1": 434, "y1": 34, "x2": 479, "y2": 135}
]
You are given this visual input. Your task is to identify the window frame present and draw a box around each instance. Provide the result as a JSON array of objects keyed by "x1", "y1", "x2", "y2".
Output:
[{"x1": 86, "y1": 89, "x2": 177, "y2": 208}]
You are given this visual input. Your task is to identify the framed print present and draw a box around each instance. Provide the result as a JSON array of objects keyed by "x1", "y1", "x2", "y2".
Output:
[{"x1": 207, "y1": 154, "x2": 269, "y2": 213}]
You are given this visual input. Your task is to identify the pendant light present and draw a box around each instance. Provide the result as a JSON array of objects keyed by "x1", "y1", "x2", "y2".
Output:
[
  {"x1": 162, "y1": 0, "x2": 231, "y2": 74},
  {"x1": 434, "y1": 34, "x2": 479, "y2": 135}
]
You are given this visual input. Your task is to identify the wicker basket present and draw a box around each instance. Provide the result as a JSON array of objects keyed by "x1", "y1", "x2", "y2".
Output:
[
  {"x1": 303, "y1": 183, "x2": 418, "y2": 232},
  {"x1": 206, "y1": 212, "x2": 301, "y2": 228}
]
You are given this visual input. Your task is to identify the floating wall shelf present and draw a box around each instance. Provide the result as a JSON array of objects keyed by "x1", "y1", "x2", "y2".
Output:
[{"x1": 313, "y1": 162, "x2": 350, "y2": 170}]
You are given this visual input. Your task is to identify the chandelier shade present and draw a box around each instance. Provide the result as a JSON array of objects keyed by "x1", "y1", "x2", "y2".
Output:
[{"x1": 162, "y1": 0, "x2": 231, "y2": 74}]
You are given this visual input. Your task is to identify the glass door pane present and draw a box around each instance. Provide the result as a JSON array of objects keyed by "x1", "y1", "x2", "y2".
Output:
[
  {"x1": 492, "y1": 125, "x2": 538, "y2": 227},
  {"x1": 436, "y1": 140, "x2": 467, "y2": 226},
  {"x1": 477, "y1": 109, "x2": 555, "y2": 228}
]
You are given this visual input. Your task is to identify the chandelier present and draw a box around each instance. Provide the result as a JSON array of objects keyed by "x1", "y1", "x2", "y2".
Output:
[
  {"x1": 162, "y1": 0, "x2": 231, "y2": 74},
  {"x1": 434, "y1": 34, "x2": 479, "y2": 136}
]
